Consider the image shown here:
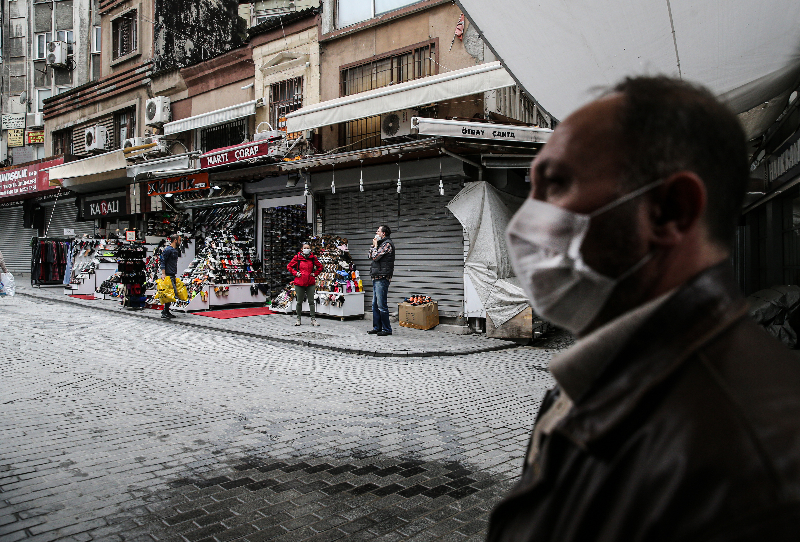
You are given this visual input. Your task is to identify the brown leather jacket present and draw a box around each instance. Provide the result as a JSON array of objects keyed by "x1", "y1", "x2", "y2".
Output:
[{"x1": 488, "y1": 263, "x2": 800, "y2": 541}]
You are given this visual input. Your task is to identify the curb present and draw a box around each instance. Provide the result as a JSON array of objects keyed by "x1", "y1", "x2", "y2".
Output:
[{"x1": 17, "y1": 291, "x2": 519, "y2": 358}]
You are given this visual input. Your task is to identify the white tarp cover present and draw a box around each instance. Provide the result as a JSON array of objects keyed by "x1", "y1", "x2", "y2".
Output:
[
  {"x1": 457, "y1": 1, "x2": 800, "y2": 121},
  {"x1": 163, "y1": 100, "x2": 258, "y2": 136},
  {"x1": 285, "y1": 61, "x2": 515, "y2": 133},
  {"x1": 447, "y1": 181, "x2": 530, "y2": 327}
]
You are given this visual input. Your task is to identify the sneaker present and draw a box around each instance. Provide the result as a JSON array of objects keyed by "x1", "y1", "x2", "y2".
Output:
[
  {"x1": 311, "y1": 319, "x2": 319, "y2": 326},
  {"x1": 377, "y1": 331, "x2": 392, "y2": 336},
  {"x1": 161, "y1": 313, "x2": 171, "y2": 319},
  {"x1": 294, "y1": 319, "x2": 301, "y2": 326},
  {"x1": 368, "y1": 329, "x2": 381, "y2": 334},
  {"x1": 165, "y1": 312, "x2": 176, "y2": 318}
]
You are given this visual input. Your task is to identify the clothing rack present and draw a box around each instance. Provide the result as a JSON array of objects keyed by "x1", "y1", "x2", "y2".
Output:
[{"x1": 31, "y1": 236, "x2": 73, "y2": 287}]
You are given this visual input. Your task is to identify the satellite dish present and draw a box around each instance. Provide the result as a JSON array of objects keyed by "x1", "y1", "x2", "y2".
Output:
[{"x1": 18, "y1": 91, "x2": 27, "y2": 104}]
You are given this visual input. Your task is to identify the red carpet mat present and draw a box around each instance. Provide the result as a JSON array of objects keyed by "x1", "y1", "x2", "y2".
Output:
[
  {"x1": 194, "y1": 307, "x2": 277, "y2": 319},
  {"x1": 69, "y1": 294, "x2": 97, "y2": 300}
]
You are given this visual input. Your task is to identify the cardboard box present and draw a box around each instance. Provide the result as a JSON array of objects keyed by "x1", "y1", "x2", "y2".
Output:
[{"x1": 398, "y1": 301, "x2": 439, "y2": 330}]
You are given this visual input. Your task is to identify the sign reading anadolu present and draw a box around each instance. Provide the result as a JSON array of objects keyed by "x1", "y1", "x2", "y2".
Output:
[
  {"x1": 146, "y1": 172, "x2": 209, "y2": 196},
  {"x1": 200, "y1": 140, "x2": 278, "y2": 169},
  {"x1": 0, "y1": 157, "x2": 64, "y2": 199}
]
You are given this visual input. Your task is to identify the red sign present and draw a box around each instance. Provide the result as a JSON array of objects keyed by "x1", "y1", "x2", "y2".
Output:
[
  {"x1": 0, "y1": 157, "x2": 64, "y2": 199},
  {"x1": 200, "y1": 140, "x2": 278, "y2": 169},
  {"x1": 146, "y1": 172, "x2": 209, "y2": 196}
]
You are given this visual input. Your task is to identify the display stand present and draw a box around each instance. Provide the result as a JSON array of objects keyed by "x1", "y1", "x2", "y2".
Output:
[
  {"x1": 173, "y1": 283, "x2": 267, "y2": 312},
  {"x1": 64, "y1": 262, "x2": 117, "y2": 296},
  {"x1": 274, "y1": 291, "x2": 365, "y2": 320}
]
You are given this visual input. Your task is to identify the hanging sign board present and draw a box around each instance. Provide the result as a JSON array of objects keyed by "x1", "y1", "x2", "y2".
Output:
[
  {"x1": 83, "y1": 195, "x2": 127, "y2": 218},
  {"x1": 27, "y1": 131, "x2": 44, "y2": 144},
  {"x1": 125, "y1": 230, "x2": 137, "y2": 241},
  {"x1": 411, "y1": 117, "x2": 552, "y2": 143},
  {"x1": 200, "y1": 140, "x2": 279, "y2": 169},
  {"x1": 145, "y1": 172, "x2": 209, "y2": 196},
  {"x1": 2, "y1": 114, "x2": 25, "y2": 130},
  {"x1": 767, "y1": 129, "x2": 800, "y2": 186},
  {"x1": 7, "y1": 129, "x2": 24, "y2": 147},
  {"x1": 0, "y1": 157, "x2": 64, "y2": 198}
]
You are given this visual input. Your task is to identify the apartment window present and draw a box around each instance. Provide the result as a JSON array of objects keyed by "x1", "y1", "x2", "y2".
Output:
[
  {"x1": 200, "y1": 119, "x2": 248, "y2": 153},
  {"x1": 114, "y1": 108, "x2": 136, "y2": 149},
  {"x1": 35, "y1": 32, "x2": 52, "y2": 60},
  {"x1": 53, "y1": 129, "x2": 73, "y2": 156},
  {"x1": 56, "y1": 30, "x2": 74, "y2": 55},
  {"x1": 112, "y1": 10, "x2": 137, "y2": 59},
  {"x1": 92, "y1": 26, "x2": 101, "y2": 54},
  {"x1": 35, "y1": 88, "x2": 52, "y2": 112},
  {"x1": 339, "y1": 42, "x2": 435, "y2": 150},
  {"x1": 56, "y1": 85, "x2": 71, "y2": 94},
  {"x1": 337, "y1": 0, "x2": 421, "y2": 28},
  {"x1": 270, "y1": 77, "x2": 303, "y2": 138}
]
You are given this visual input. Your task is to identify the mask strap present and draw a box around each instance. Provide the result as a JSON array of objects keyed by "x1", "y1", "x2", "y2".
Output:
[
  {"x1": 618, "y1": 251, "x2": 653, "y2": 282},
  {"x1": 589, "y1": 179, "x2": 664, "y2": 218}
]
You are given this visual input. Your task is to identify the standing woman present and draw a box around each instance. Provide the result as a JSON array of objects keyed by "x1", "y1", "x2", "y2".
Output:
[{"x1": 287, "y1": 242, "x2": 323, "y2": 326}]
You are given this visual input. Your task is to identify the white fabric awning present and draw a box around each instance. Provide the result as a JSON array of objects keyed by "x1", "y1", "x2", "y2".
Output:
[
  {"x1": 47, "y1": 150, "x2": 127, "y2": 183},
  {"x1": 285, "y1": 61, "x2": 515, "y2": 133},
  {"x1": 457, "y1": 1, "x2": 800, "y2": 125},
  {"x1": 163, "y1": 100, "x2": 258, "y2": 136}
]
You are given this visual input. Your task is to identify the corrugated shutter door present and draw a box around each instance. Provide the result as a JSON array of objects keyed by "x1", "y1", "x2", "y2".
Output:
[
  {"x1": 323, "y1": 178, "x2": 464, "y2": 315},
  {"x1": 43, "y1": 198, "x2": 94, "y2": 238},
  {"x1": 0, "y1": 205, "x2": 36, "y2": 274}
]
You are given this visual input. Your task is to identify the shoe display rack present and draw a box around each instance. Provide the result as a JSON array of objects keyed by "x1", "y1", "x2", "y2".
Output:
[
  {"x1": 116, "y1": 243, "x2": 147, "y2": 309},
  {"x1": 64, "y1": 239, "x2": 121, "y2": 297},
  {"x1": 145, "y1": 211, "x2": 192, "y2": 244},
  {"x1": 262, "y1": 205, "x2": 313, "y2": 299},
  {"x1": 280, "y1": 292, "x2": 365, "y2": 320}
]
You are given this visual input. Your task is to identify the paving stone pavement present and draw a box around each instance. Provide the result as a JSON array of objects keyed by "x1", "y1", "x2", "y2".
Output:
[
  {"x1": 14, "y1": 283, "x2": 518, "y2": 357},
  {"x1": 0, "y1": 292, "x2": 559, "y2": 542}
]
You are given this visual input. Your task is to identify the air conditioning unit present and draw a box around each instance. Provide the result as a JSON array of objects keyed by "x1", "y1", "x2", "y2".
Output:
[
  {"x1": 123, "y1": 137, "x2": 147, "y2": 150},
  {"x1": 46, "y1": 41, "x2": 68, "y2": 68},
  {"x1": 380, "y1": 109, "x2": 415, "y2": 139},
  {"x1": 145, "y1": 96, "x2": 171, "y2": 126},
  {"x1": 26, "y1": 112, "x2": 44, "y2": 128},
  {"x1": 143, "y1": 134, "x2": 169, "y2": 155},
  {"x1": 84, "y1": 125, "x2": 108, "y2": 153}
]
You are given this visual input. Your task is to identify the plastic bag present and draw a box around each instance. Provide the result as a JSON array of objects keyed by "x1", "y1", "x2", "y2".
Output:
[
  {"x1": 0, "y1": 273, "x2": 15, "y2": 297},
  {"x1": 175, "y1": 277, "x2": 188, "y2": 302},
  {"x1": 155, "y1": 277, "x2": 176, "y2": 304}
]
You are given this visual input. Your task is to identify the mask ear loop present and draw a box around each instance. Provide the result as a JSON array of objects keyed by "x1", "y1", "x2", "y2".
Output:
[{"x1": 589, "y1": 179, "x2": 664, "y2": 218}]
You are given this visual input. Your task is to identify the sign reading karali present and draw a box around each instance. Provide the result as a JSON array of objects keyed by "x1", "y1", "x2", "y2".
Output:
[
  {"x1": 0, "y1": 157, "x2": 64, "y2": 199},
  {"x1": 83, "y1": 195, "x2": 126, "y2": 218},
  {"x1": 146, "y1": 172, "x2": 209, "y2": 196},
  {"x1": 200, "y1": 140, "x2": 277, "y2": 169}
]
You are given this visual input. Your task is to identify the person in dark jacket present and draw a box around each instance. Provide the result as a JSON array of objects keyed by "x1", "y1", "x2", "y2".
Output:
[
  {"x1": 287, "y1": 242, "x2": 323, "y2": 326},
  {"x1": 368, "y1": 225, "x2": 395, "y2": 336},
  {"x1": 160, "y1": 234, "x2": 181, "y2": 319},
  {"x1": 492, "y1": 76, "x2": 800, "y2": 541}
]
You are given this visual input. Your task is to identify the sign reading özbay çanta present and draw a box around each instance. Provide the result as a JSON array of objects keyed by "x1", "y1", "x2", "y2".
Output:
[
  {"x1": 145, "y1": 172, "x2": 209, "y2": 196},
  {"x1": 200, "y1": 140, "x2": 278, "y2": 169}
]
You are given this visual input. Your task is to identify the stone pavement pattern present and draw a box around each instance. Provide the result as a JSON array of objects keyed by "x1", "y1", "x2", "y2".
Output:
[
  {"x1": 0, "y1": 293, "x2": 557, "y2": 542},
  {"x1": 15, "y1": 283, "x2": 518, "y2": 357}
]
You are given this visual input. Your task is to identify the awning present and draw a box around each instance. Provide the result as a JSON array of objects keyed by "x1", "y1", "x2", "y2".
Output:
[
  {"x1": 47, "y1": 151, "x2": 130, "y2": 193},
  {"x1": 163, "y1": 100, "x2": 258, "y2": 136},
  {"x1": 457, "y1": 0, "x2": 800, "y2": 128},
  {"x1": 285, "y1": 61, "x2": 515, "y2": 133},
  {"x1": 127, "y1": 153, "x2": 196, "y2": 179},
  {"x1": 412, "y1": 117, "x2": 552, "y2": 144}
]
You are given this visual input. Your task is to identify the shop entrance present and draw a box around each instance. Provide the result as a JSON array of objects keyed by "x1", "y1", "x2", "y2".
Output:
[{"x1": 261, "y1": 203, "x2": 313, "y2": 299}]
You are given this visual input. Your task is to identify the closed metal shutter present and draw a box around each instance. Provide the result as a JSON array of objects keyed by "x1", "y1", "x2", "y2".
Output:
[
  {"x1": 42, "y1": 198, "x2": 94, "y2": 238},
  {"x1": 0, "y1": 205, "x2": 36, "y2": 274},
  {"x1": 323, "y1": 178, "x2": 465, "y2": 315}
]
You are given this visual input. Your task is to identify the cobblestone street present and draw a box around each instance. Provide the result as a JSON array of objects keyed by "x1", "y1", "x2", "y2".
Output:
[{"x1": 0, "y1": 291, "x2": 557, "y2": 542}]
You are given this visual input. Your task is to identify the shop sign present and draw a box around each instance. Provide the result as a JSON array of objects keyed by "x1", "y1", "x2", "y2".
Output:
[
  {"x1": 7, "y1": 129, "x2": 24, "y2": 147},
  {"x1": 412, "y1": 117, "x2": 551, "y2": 144},
  {"x1": 27, "y1": 131, "x2": 44, "y2": 144},
  {"x1": 146, "y1": 172, "x2": 209, "y2": 196},
  {"x1": 768, "y1": 130, "x2": 800, "y2": 186},
  {"x1": 83, "y1": 195, "x2": 126, "y2": 218},
  {"x1": 0, "y1": 157, "x2": 64, "y2": 199},
  {"x1": 200, "y1": 140, "x2": 277, "y2": 169},
  {"x1": 1, "y1": 114, "x2": 25, "y2": 130}
]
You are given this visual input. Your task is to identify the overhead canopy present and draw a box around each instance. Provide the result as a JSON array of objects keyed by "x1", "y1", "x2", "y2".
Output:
[
  {"x1": 285, "y1": 61, "x2": 515, "y2": 133},
  {"x1": 457, "y1": 0, "x2": 800, "y2": 131},
  {"x1": 47, "y1": 151, "x2": 129, "y2": 193},
  {"x1": 163, "y1": 100, "x2": 258, "y2": 136}
]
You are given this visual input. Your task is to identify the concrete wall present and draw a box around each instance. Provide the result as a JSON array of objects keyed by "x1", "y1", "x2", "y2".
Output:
[{"x1": 101, "y1": 0, "x2": 154, "y2": 76}]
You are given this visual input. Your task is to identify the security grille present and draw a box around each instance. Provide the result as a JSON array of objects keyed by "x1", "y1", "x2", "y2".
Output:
[
  {"x1": 200, "y1": 118, "x2": 248, "y2": 153},
  {"x1": 271, "y1": 77, "x2": 304, "y2": 138}
]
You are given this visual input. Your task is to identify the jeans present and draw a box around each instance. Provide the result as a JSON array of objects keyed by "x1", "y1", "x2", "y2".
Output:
[
  {"x1": 372, "y1": 278, "x2": 391, "y2": 333},
  {"x1": 163, "y1": 275, "x2": 177, "y2": 313},
  {"x1": 295, "y1": 284, "x2": 316, "y2": 318}
]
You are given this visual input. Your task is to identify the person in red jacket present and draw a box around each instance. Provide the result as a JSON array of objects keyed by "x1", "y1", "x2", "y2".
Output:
[{"x1": 287, "y1": 243, "x2": 323, "y2": 326}]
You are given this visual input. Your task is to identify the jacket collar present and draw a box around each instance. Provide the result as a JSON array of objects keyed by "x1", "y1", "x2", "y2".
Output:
[{"x1": 556, "y1": 262, "x2": 748, "y2": 450}]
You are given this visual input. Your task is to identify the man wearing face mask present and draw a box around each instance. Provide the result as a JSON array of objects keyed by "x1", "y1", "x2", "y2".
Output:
[
  {"x1": 490, "y1": 76, "x2": 800, "y2": 541},
  {"x1": 368, "y1": 225, "x2": 394, "y2": 336}
]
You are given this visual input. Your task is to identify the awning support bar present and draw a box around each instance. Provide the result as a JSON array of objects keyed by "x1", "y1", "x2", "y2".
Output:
[{"x1": 441, "y1": 148, "x2": 483, "y2": 182}]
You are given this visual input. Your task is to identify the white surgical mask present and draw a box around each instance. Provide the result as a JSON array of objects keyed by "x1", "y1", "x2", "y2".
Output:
[
  {"x1": 505, "y1": 180, "x2": 663, "y2": 335},
  {"x1": 302, "y1": 248, "x2": 311, "y2": 256}
]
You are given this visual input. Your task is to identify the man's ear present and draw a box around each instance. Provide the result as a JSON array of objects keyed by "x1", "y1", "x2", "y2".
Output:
[{"x1": 648, "y1": 171, "x2": 707, "y2": 247}]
